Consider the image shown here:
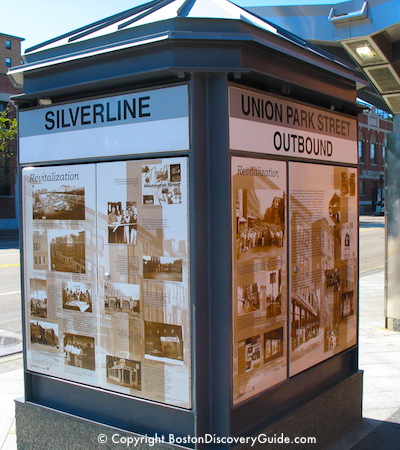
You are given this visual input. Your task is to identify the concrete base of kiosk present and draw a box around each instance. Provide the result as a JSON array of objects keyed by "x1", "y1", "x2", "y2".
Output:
[{"x1": 15, "y1": 371, "x2": 362, "y2": 449}]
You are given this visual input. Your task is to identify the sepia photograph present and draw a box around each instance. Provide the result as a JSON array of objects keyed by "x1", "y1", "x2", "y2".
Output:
[
  {"x1": 49, "y1": 229, "x2": 86, "y2": 274},
  {"x1": 329, "y1": 192, "x2": 341, "y2": 224},
  {"x1": 237, "y1": 283, "x2": 260, "y2": 316},
  {"x1": 238, "y1": 335, "x2": 261, "y2": 375},
  {"x1": 340, "y1": 171, "x2": 356, "y2": 197},
  {"x1": 62, "y1": 281, "x2": 92, "y2": 313},
  {"x1": 341, "y1": 291, "x2": 354, "y2": 318},
  {"x1": 264, "y1": 328, "x2": 284, "y2": 363},
  {"x1": 236, "y1": 188, "x2": 285, "y2": 261},
  {"x1": 144, "y1": 321, "x2": 183, "y2": 361},
  {"x1": 143, "y1": 256, "x2": 183, "y2": 282},
  {"x1": 291, "y1": 291, "x2": 320, "y2": 352},
  {"x1": 265, "y1": 269, "x2": 282, "y2": 318},
  {"x1": 30, "y1": 278, "x2": 47, "y2": 318},
  {"x1": 33, "y1": 185, "x2": 85, "y2": 220},
  {"x1": 30, "y1": 320, "x2": 59, "y2": 348},
  {"x1": 104, "y1": 280, "x2": 140, "y2": 316},
  {"x1": 106, "y1": 355, "x2": 141, "y2": 390},
  {"x1": 33, "y1": 230, "x2": 48, "y2": 271},
  {"x1": 324, "y1": 325, "x2": 340, "y2": 352},
  {"x1": 142, "y1": 163, "x2": 182, "y2": 205},
  {"x1": 325, "y1": 269, "x2": 340, "y2": 288},
  {"x1": 64, "y1": 333, "x2": 95, "y2": 371},
  {"x1": 107, "y1": 201, "x2": 138, "y2": 244}
]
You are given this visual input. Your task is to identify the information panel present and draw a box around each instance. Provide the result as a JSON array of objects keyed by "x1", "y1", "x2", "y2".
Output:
[
  {"x1": 289, "y1": 163, "x2": 358, "y2": 376},
  {"x1": 232, "y1": 157, "x2": 287, "y2": 405},
  {"x1": 23, "y1": 164, "x2": 98, "y2": 385},
  {"x1": 23, "y1": 157, "x2": 191, "y2": 409},
  {"x1": 97, "y1": 158, "x2": 191, "y2": 408}
]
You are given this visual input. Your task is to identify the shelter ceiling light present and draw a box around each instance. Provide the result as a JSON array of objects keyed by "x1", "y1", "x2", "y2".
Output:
[
  {"x1": 355, "y1": 44, "x2": 377, "y2": 62},
  {"x1": 343, "y1": 38, "x2": 388, "y2": 66}
]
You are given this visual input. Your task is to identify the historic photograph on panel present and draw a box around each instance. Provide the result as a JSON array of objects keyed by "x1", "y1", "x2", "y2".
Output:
[
  {"x1": 33, "y1": 230, "x2": 49, "y2": 271},
  {"x1": 237, "y1": 283, "x2": 261, "y2": 316},
  {"x1": 62, "y1": 281, "x2": 92, "y2": 313},
  {"x1": 238, "y1": 335, "x2": 261, "y2": 375},
  {"x1": 30, "y1": 278, "x2": 47, "y2": 318},
  {"x1": 104, "y1": 280, "x2": 140, "y2": 316},
  {"x1": 106, "y1": 355, "x2": 141, "y2": 391},
  {"x1": 30, "y1": 320, "x2": 59, "y2": 348},
  {"x1": 32, "y1": 185, "x2": 85, "y2": 220},
  {"x1": 236, "y1": 189, "x2": 285, "y2": 262},
  {"x1": 142, "y1": 163, "x2": 182, "y2": 205},
  {"x1": 48, "y1": 229, "x2": 86, "y2": 274},
  {"x1": 264, "y1": 327, "x2": 284, "y2": 363},
  {"x1": 64, "y1": 333, "x2": 95, "y2": 371},
  {"x1": 265, "y1": 269, "x2": 282, "y2": 318},
  {"x1": 143, "y1": 256, "x2": 183, "y2": 282},
  {"x1": 107, "y1": 201, "x2": 138, "y2": 244},
  {"x1": 290, "y1": 164, "x2": 358, "y2": 376},
  {"x1": 144, "y1": 321, "x2": 183, "y2": 361}
]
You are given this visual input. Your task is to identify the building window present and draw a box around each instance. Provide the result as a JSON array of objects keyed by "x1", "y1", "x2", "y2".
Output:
[
  {"x1": 360, "y1": 181, "x2": 365, "y2": 196},
  {"x1": 358, "y1": 130, "x2": 364, "y2": 163},
  {"x1": 0, "y1": 101, "x2": 7, "y2": 112},
  {"x1": 5, "y1": 57, "x2": 12, "y2": 68},
  {"x1": 370, "y1": 143, "x2": 376, "y2": 164},
  {"x1": 358, "y1": 140, "x2": 364, "y2": 162},
  {"x1": 5, "y1": 40, "x2": 11, "y2": 50},
  {"x1": 370, "y1": 134, "x2": 377, "y2": 165}
]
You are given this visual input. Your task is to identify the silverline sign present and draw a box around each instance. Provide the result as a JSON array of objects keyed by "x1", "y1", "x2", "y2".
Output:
[{"x1": 19, "y1": 85, "x2": 189, "y2": 164}]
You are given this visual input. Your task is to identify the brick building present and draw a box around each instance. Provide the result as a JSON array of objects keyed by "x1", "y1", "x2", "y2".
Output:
[
  {"x1": 0, "y1": 32, "x2": 23, "y2": 230},
  {"x1": 358, "y1": 108, "x2": 392, "y2": 215}
]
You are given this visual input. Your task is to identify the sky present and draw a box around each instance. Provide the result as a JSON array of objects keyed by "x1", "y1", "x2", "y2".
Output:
[{"x1": 3, "y1": 0, "x2": 346, "y2": 53}]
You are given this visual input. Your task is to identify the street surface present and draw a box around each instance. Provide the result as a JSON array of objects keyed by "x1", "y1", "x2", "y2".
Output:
[
  {"x1": 0, "y1": 216, "x2": 385, "y2": 356},
  {"x1": 0, "y1": 238, "x2": 21, "y2": 335},
  {"x1": 359, "y1": 215, "x2": 385, "y2": 274}
]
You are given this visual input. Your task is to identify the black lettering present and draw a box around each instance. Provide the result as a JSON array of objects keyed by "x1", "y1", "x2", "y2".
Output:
[
  {"x1": 306, "y1": 137, "x2": 313, "y2": 154},
  {"x1": 61, "y1": 110, "x2": 70, "y2": 128},
  {"x1": 241, "y1": 95, "x2": 250, "y2": 116},
  {"x1": 273, "y1": 131, "x2": 282, "y2": 150},
  {"x1": 139, "y1": 96, "x2": 150, "y2": 117},
  {"x1": 123, "y1": 99, "x2": 136, "y2": 119},
  {"x1": 45, "y1": 111, "x2": 55, "y2": 130},
  {"x1": 287, "y1": 106, "x2": 293, "y2": 124},
  {"x1": 327, "y1": 141, "x2": 333, "y2": 156},
  {"x1": 93, "y1": 104, "x2": 105, "y2": 124},
  {"x1": 298, "y1": 135, "x2": 304, "y2": 153},
  {"x1": 69, "y1": 107, "x2": 80, "y2": 127},
  {"x1": 106, "y1": 103, "x2": 117, "y2": 122},
  {"x1": 81, "y1": 105, "x2": 91, "y2": 125},
  {"x1": 275, "y1": 103, "x2": 283, "y2": 123},
  {"x1": 317, "y1": 114, "x2": 324, "y2": 131},
  {"x1": 251, "y1": 97, "x2": 261, "y2": 117},
  {"x1": 308, "y1": 111, "x2": 315, "y2": 129}
]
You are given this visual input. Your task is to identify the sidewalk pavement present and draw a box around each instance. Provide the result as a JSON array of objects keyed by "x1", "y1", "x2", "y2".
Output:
[{"x1": 0, "y1": 269, "x2": 398, "y2": 449}]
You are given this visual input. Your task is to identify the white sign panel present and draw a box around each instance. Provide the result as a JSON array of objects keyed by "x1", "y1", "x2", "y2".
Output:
[
  {"x1": 19, "y1": 85, "x2": 189, "y2": 164},
  {"x1": 229, "y1": 87, "x2": 357, "y2": 165}
]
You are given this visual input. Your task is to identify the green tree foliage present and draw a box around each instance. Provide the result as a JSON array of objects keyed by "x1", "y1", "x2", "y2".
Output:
[{"x1": 0, "y1": 107, "x2": 18, "y2": 157}]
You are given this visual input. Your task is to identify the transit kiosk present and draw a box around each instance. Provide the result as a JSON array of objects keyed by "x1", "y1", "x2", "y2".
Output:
[{"x1": 9, "y1": 0, "x2": 362, "y2": 447}]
